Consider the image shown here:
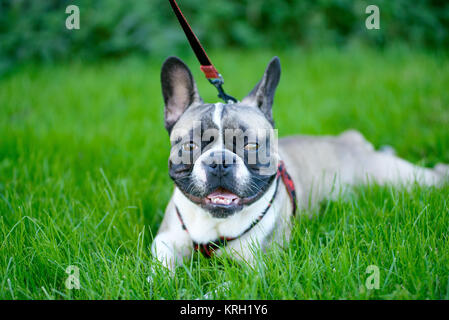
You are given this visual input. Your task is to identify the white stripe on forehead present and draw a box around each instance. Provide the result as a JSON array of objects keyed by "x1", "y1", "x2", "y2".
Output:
[
  {"x1": 213, "y1": 102, "x2": 223, "y2": 129},
  {"x1": 213, "y1": 102, "x2": 224, "y2": 144}
]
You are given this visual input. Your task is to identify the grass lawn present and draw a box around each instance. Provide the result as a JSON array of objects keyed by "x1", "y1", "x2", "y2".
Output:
[{"x1": 1, "y1": 46, "x2": 448, "y2": 299}]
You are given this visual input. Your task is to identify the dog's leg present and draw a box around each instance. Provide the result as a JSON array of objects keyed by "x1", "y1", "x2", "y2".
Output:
[
  {"x1": 434, "y1": 163, "x2": 449, "y2": 177},
  {"x1": 359, "y1": 151, "x2": 448, "y2": 187},
  {"x1": 151, "y1": 231, "x2": 191, "y2": 271},
  {"x1": 150, "y1": 202, "x2": 192, "y2": 273},
  {"x1": 337, "y1": 130, "x2": 448, "y2": 187}
]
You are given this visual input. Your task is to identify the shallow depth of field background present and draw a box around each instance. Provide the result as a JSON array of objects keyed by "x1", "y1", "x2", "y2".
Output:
[{"x1": 0, "y1": 0, "x2": 449, "y2": 299}]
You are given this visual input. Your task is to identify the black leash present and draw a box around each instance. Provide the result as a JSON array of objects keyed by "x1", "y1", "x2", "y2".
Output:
[{"x1": 168, "y1": 0, "x2": 237, "y2": 103}]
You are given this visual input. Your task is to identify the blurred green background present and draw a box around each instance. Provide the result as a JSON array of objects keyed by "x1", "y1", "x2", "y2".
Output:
[{"x1": 1, "y1": 0, "x2": 449, "y2": 74}]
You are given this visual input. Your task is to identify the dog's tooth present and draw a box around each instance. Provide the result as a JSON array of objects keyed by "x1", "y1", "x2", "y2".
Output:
[{"x1": 210, "y1": 196, "x2": 233, "y2": 205}]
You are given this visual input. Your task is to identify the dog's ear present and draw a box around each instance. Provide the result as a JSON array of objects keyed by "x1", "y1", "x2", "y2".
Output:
[
  {"x1": 241, "y1": 56, "x2": 281, "y2": 125},
  {"x1": 161, "y1": 56, "x2": 202, "y2": 132}
]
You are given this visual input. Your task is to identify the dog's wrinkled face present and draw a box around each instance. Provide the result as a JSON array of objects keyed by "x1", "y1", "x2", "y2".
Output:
[{"x1": 161, "y1": 56, "x2": 281, "y2": 218}]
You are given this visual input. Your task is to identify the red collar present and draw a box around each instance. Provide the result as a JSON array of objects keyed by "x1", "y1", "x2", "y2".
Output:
[{"x1": 175, "y1": 160, "x2": 297, "y2": 258}]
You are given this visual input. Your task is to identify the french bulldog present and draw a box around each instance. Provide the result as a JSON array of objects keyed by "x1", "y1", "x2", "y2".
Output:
[{"x1": 151, "y1": 56, "x2": 448, "y2": 271}]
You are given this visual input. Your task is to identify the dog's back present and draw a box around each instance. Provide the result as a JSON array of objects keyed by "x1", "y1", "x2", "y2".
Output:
[{"x1": 279, "y1": 129, "x2": 447, "y2": 209}]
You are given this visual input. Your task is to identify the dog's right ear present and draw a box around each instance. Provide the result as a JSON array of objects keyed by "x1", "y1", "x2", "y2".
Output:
[
  {"x1": 241, "y1": 57, "x2": 281, "y2": 125},
  {"x1": 161, "y1": 56, "x2": 202, "y2": 132}
]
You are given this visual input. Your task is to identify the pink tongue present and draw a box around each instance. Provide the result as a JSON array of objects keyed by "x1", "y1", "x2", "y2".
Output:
[{"x1": 207, "y1": 189, "x2": 238, "y2": 200}]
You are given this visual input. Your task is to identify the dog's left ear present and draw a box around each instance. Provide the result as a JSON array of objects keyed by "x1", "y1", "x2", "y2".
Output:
[
  {"x1": 241, "y1": 56, "x2": 281, "y2": 125},
  {"x1": 161, "y1": 56, "x2": 203, "y2": 133}
]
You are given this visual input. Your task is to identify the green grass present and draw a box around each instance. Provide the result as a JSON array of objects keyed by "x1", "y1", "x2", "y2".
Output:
[{"x1": 1, "y1": 46, "x2": 449, "y2": 299}]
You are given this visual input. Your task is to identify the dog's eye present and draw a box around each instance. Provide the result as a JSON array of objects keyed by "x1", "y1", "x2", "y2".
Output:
[
  {"x1": 244, "y1": 142, "x2": 259, "y2": 151},
  {"x1": 182, "y1": 141, "x2": 198, "y2": 152}
]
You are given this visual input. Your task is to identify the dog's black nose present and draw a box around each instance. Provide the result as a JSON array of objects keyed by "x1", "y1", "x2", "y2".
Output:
[{"x1": 205, "y1": 151, "x2": 236, "y2": 177}]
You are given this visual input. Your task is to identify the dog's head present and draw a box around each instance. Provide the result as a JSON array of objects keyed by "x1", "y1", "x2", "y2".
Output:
[{"x1": 161, "y1": 56, "x2": 281, "y2": 218}]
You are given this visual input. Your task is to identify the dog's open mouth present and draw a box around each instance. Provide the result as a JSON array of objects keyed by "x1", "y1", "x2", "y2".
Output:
[
  {"x1": 181, "y1": 185, "x2": 269, "y2": 208},
  {"x1": 202, "y1": 187, "x2": 242, "y2": 218},
  {"x1": 179, "y1": 183, "x2": 273, "y2": 218},
  {"x1": 205, "y1": 188, "x2": 240, "y2": 206}
]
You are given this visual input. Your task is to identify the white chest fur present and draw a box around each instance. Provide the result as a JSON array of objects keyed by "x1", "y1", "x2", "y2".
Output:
[{"x1": 172, "y1": 177, "x2": 291, "y2": 249}]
